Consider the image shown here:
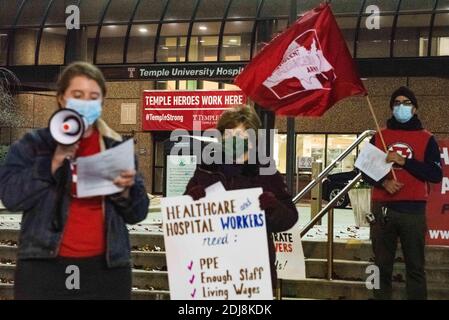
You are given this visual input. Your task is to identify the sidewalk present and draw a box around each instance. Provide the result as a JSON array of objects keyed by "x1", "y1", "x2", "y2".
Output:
[{"x1": 0, "y1": 195, "x2": 370, "y2": 241}]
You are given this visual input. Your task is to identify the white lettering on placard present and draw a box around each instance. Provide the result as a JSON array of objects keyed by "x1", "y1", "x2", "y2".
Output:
[
  {"x1": 441, "y1": 147, "x2": 449, "y2": 166},
  {"x1": 441, "y1": 177, "x2": 449, "y2": 195}
]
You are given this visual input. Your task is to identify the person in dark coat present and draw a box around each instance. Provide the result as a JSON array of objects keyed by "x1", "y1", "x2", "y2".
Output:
[{"x1": 184, "y1": 107, "x2": 298, "y2": 290}]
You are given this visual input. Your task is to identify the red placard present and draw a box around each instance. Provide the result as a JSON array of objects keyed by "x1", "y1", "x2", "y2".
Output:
[
  {"x1": 426, "y1": 139, "x2": 449, "y2": 246},
  {"x1": 142, "y1": 90, "x2": 247, "y2": 131}
]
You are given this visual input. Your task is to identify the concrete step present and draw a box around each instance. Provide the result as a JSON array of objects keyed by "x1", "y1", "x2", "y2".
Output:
[
  {"x1": 0, "y1": 283, "x2": 170, "y2": 300},
  {"x1": 2, "y1": 229, "x2": 449, "y2": 264},
  {"x1": 305, "y1": 258, "x2": 449, "y2": 285},
  {"x1": 282, "y1": 278, "x2": 449, "y2": 300}
]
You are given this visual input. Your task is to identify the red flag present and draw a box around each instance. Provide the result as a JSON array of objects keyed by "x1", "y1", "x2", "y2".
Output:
[{"x1": 234, "y1": 3, "x2": 367, "y2": 117}]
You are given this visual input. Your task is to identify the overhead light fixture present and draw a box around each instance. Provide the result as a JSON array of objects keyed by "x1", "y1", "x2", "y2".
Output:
[
  {"x1": 229, "y1": 39, "x2": 238, "y2": 43},
  {"x1": 199, "y1": 40, "x2": 205, "y2": 43},
  {"x1": 0, "y1": 34, "x2": 7, "y2": 37},
  {"x1": 139, "y1": 28, "x2": 148, "y2": 33},
  {"x1": 199, "y1": 26, "x2": 207, "y2": 31},
  {"x1": 223, "y1": 44, "x2": 230, "y2": 48},
  {"x1": 161, "y1": 46, "x2": 169, "y2": 50}
]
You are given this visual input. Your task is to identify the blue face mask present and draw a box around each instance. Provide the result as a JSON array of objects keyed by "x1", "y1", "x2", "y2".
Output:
[
  {"x1": 393, "y1": 104, "x2": 413, "y2": 123},
  {"x1": 66, "y1": 98, "x2": 102, "y2": 125}
]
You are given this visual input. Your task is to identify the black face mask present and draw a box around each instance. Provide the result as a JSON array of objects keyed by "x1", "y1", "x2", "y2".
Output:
[{"x1": 222, "y1": 136, "x2": 249, "y2": 162}]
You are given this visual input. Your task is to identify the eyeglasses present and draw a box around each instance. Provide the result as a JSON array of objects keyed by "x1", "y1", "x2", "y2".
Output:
[{"x1": 393, "y1": 100, "x2": 413, "y2": 107}]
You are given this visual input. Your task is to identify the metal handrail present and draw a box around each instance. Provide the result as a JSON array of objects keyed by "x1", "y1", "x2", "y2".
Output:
[
  {"x1": 292, "y1": 130, "x2": 376, "y2": 204},
  {"x1": 290, "y1": 130, "x2": 376, "y2": 283},
  {"x1": 300, "y1": 173, "x2": 363, "y2": 238}
]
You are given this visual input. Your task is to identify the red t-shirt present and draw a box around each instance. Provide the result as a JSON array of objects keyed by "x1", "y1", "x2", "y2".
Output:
[{"x1": 59, "y1": 129, "x2": 106, "y2": 257}]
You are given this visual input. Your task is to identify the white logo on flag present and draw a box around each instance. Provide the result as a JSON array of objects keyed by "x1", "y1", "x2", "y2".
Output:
[
  {"x1": 388, "y1": 143, "x2": 414, "y2": 159},
  {"x1": 263, "y1": 29, "x2": 336, "y2": 100}
]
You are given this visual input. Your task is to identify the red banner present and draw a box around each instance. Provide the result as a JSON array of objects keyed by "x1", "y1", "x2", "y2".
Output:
[
  {"x1": 142, "y1": 90, "x2": 247, "y2": 131},
  {"x1": 426, "y1": 139, "x2": 449, "y2": 246}
]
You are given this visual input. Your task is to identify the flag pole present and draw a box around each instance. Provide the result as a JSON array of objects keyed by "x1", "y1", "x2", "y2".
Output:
[{"x1": 365, "y1": 95, "x2": 397, "y2": 181}]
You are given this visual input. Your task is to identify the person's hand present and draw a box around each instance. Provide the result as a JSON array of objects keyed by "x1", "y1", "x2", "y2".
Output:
[
  {"x1": 186, "y1": 185, "x2": 206, "y2": 201},
  {"x1": 51, "y1": 143, "x2": 79, "y2": 175},
  {"x1": 386, "y1": 151, "x2": 406, "y2": 166},
  {"x1": 259, "y1": 192, "x2": 278, "y2": 211},
  {"x1": 113, "y1": 170, "x2": 136, "y2": 189},
  {"x1": 382, "y1": 179, "x2": 404, "y2": 195}
]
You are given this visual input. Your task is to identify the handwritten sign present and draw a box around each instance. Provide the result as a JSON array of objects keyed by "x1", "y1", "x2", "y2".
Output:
[
  {"x1": 274, "y1": 221, "x2": 306, "y2": 280},
  {"x1": 161, "y1": 188, "x2": 273, "y2": 300}
]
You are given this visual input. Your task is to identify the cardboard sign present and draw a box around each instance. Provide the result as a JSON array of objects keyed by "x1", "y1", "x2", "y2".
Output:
[
  {"x1": 142, "y1": 90, "x2": 247, "y2": 131},
  {"x1": 274, "y1": 221, "x2": 306, "y2": 280},
  {"x1": 161, "y1": 188, "x2": 273, "y2": 300},
  {"x1": 426, "y1": 139, "x2": 449, "y2": 246}
]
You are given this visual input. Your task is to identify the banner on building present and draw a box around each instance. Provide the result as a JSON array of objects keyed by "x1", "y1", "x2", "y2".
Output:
[
  {"x1": 426, "y1": 139, "x2": 449, "y2": 246},
  {"x1": 161, "y1": 187, "x2": 273, "y2": 300},
  {"x1": 142, "y1": 90, "x2": 247, "y2": 131}
]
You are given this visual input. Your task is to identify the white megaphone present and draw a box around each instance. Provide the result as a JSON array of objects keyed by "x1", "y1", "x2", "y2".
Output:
[{"x1": 49, "y1": 109, "x2": 88, "y2": 145}]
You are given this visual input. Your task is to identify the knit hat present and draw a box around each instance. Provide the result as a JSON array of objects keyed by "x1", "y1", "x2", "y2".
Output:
[{"x1": 390, "y1": 86, "x2": 418, "y2": 109}]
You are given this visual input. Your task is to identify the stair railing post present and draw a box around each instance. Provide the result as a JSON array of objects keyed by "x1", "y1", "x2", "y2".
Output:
[{"x1": 327, "y1": 207, "x2": 334, "y2": 280}]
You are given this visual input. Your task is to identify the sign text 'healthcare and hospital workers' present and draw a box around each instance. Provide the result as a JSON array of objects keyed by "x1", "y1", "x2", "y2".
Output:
[
  {"x1": 161, "y1": 188, "x2": 273, "y2": 300},
  {"x1": 142, "y1": 90, "x2": 247, "y2": 131}
]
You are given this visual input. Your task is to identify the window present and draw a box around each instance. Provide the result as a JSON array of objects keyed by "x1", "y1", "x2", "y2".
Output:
[
  {"x1": 196, "y1": 0, "x2": 228, "y2": 19},
  {"x1": 134, "y1": 0, "x2": 165, "y2": 22},
  {"x1": 221, "y1": 21, "x2": 253, "y2": 61},
  {"x1": 153, "y1": 140, "x2": 165, "y2": 194},
  {"x1": 394, "y1": 14, "x2": 431, "y2": 57},
  {"x1": 39, "y1": 27, "x2": 66, "y2": 65},
  {"x1": 16, "y1": 0, "x2": 50, "y2": 27},
  {"x1": 227, "y1": 0, "x2": 258, "y2": 19},
  {"x1": 97, "y1": 25, "x2": 127, "y2": 63},
  {"x1": 357, "y1": 15, "x2": 394, "y2": 58},
  {"x1": 255, "y1": 19, "x2": 288, "y2": 54},
  {"x1": 0, "y1": 144, "x2": 10, "y2": 165},
  {"x1": 189, "y1": 22, "x2": 221, "y2": 62},
  {"x1": 0, "y1": 0, "x2": 25, "y2": 27},
  {"x1": 11, "y1": 28, "x2": 39, "y2": 65},
  {"x1": 260, "y1": 0, "x2": 289, "y2": 18},
  {"x1": 431, "y1": 14, "x2": 449, "y2": 56},
  {"x1": 103, "y1": 0, "x2": 136, "y2": 23},
  {"x1": 127, "y1": 24, "x2": 157, "y2": 63},
  {"x1": 0, "y1": 32, "x2": 8, "y2": 65},
  {"x1": 46, "y1": 0, "x2": 80, "y2": 25},
  {"x1": 326, "y1": 134, "x2": 357, "y2": 173},
  {"x1": 79, "y1": 0, "x2": 109, "y2": 24},
  {"x1": 157, "y1": 23, "x2": 189, "y2": 62},
  {"x1": 164, "y1": 0, "x2": 196, "y2": 21},
  {"x1": 335, "y1": 16, "x2": 358, "y2": 56}
]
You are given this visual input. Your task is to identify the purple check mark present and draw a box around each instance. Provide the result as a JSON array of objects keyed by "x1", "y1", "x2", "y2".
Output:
[
  {"x1": 187, "y1": 260, "x2": 193, "y2": 270},
  {"x1": 189, "y1": 274, "x2": 195, "y2": 284},
  {"x1": 191, "y1": 288, "x2": 197, "y2": 298}
]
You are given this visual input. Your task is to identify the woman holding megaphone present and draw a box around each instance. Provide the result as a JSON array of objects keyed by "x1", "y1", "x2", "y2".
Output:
[{"x1": 0, "y1": 62, "x2": 149, "y2": 299}]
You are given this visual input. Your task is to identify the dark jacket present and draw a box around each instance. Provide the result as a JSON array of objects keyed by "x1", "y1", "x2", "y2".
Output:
[
  {"x1": 0, "y1": 122, "x2": 149, "y2": 267},
  {"x1": 363, "y1": 115, "x2": 442, "y2": 213},
  {"x1": 184, "y1": 161, "x2": 299, "y2": 287}
]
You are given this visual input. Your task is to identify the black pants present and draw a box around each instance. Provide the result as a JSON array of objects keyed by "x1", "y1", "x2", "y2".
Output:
[
  {"x1": 370, "y1": 203, "x2": 427, "y2": 300},
  {"x1": 14, "y1": 255, "x2": 132, "y2": 300}
]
